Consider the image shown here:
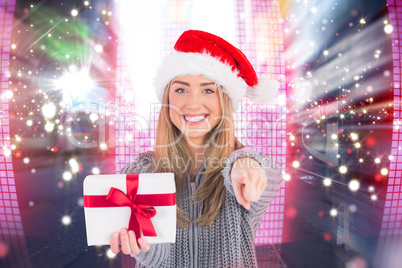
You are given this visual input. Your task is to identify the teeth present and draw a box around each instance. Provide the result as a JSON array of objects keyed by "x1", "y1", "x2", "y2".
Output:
[{"x1": 184, "y1": 115, "x2": 206, "y2": 122}]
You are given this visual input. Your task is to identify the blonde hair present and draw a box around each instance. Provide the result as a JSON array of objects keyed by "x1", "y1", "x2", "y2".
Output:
[{"x1": 151, "y1": 77, "x2": 243, "y2": 227}]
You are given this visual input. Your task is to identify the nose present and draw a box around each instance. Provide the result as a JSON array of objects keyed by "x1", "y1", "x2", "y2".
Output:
[{"x1": 186, "y1": 91, "x2": 202, "y2": 109}]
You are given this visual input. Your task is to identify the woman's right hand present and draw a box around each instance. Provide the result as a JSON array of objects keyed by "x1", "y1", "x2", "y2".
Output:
[{"x1": 110, "y1": 228, "x2": 151, "y2": 255}]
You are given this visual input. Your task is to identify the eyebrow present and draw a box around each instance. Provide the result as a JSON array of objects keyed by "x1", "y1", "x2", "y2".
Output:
[{"x1": 172, "y1": 81, "x2": 216, "y2": 87}]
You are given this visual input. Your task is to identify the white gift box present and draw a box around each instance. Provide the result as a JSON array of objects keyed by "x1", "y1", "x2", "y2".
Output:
[{"x1": 83, "y1": 173, "x2": 176, "y2": 246}]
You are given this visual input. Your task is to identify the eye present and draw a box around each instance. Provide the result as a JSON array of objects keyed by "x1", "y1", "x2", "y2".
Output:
[
  {"x1": 203, "y1": 89, "x2": 215, "y2": 94},
  {"x1": 175, "y1": 88, "x2": 186, "y2": 93}
]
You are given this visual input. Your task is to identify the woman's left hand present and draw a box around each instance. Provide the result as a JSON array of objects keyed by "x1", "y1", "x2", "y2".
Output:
[{"x1": 230, "y1": 157, "x2": 267, "y2": 210}]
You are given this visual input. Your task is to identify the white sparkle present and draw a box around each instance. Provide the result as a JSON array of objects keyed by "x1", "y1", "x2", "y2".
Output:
[
  {"x1": 349, "y1": 179, "x2": 360, "y2": 192},
  {"x1": 61, "y1": 215, "x2": 72, "y2": 225},
  {"x1": 89, "y1": 113, "x2": 98, "y2": 122},
  {"x1": 100, "y1": 143, "x2": 107, "y2": 150},
  {"x1": 63, "y1": 171, "x2": 72, "y2": 181},
  {"x1": 355, "y1": 143, "x2": 361, "y2": 148},
  {"x1": 323, "y1": 178, "x2": 332, "y2": 187},
  {"x1": 42, "y1": 103, "x2": 57, "y2": 119},
  {"x1": 384, "y1": 24, "x2": 393, "y2": 34},
  {"x1": 92, "y1": 167, "x2": 100, "y2": 175},
  {"x1": 4, "y1": 148, "x2": 11, "y2": 157},
  {"x1": 4, "y1": 90, "x2": 13, "y2": 99},
  {"x1": 339, "y1": 165, "x2": 347, "y2": 174},
  {"x1": 106, "y1": 248, "x2": 117, "y2": 259},
  {"x1": 95, "y1": 44, "x2": 103, "y2": 53},
  {"x1": 45, "y1": 122, "x2": 55, "y2": 132},
  {"x1": 330, "y1": 208, "x2": 338, "y2": 217}
]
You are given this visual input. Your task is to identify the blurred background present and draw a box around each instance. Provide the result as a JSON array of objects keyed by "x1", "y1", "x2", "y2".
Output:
[{"x1": 0, "y1": 0, "x2": 400, "y2": 267}]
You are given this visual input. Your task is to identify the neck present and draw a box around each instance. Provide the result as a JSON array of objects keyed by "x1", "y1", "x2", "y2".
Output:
[{"x1": 186, "y1": 141, "x2": 205, "y2": 174}]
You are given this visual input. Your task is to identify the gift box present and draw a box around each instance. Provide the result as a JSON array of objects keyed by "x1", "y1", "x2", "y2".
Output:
[{"x1": 83, "y1": 173, "x2": 176, "y2": 246}]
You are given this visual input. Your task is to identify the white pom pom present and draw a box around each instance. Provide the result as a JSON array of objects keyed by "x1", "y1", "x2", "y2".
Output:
[{"x1": 246, "y1": 78, "x2": 279, "y2": 104}]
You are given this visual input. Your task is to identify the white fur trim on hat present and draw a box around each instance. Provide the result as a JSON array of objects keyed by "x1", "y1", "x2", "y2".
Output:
[
  {"x1": 154, "y1": 51, "x2": 246, "y2": 112},
  {"x1": 246, "y1": 78, "x2": 279, "y2": 104}
]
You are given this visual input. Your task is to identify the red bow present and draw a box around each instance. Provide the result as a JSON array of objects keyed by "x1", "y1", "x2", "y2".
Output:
[{"x1": 84, "y1": 174, "x2": 176, "y2": 240}]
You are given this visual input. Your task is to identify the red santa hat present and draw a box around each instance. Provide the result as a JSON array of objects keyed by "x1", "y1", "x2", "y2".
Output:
[{"x1": 154, "y1": 30, "x2": 279, "y2": 112}]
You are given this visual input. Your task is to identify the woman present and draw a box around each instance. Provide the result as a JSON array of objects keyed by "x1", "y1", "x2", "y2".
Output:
[{"x1": 110, "y1": 30, "x2": 283, "y2": 268}]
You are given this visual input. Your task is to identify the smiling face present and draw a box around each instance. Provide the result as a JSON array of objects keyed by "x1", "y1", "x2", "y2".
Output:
[{"x1": 168, "y1": 75, "x2": 222, "y2": 147}]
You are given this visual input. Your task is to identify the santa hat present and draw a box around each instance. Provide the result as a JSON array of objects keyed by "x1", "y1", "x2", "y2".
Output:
[{"x1": 154, "y1": 30, "x2": 279, "y2": 112}]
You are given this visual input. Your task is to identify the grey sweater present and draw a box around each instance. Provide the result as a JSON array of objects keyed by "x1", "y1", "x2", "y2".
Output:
[{"x1": 120, "y1": 147, "x2": 283, "y2": 268}]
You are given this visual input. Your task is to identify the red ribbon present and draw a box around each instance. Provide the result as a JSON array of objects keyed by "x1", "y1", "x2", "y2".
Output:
[{"x1": 84, "y1": 174, "x2": 176, "y2": 239}]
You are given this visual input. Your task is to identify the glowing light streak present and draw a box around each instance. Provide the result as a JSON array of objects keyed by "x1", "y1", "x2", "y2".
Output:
[
  {"x1": 69, "y1": 158, "x2": 79, "y2": 173},
  {"x1": 56, "y1": 68, "x2": 94, "y2": 107}
]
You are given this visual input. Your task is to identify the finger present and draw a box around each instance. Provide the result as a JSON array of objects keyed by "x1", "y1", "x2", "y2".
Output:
[
  {"x1": 138, "y1": 237, "x2": 151, "y2": 252},
  {"x1": 129, "y1": 230, "x2": 141, "y2": 255},
  {"x1": 258, "y1": 173, "x2": 267, "y2": 197},
  {"x1": 233, "y1": 181, "x2": 250, "y2": 210},
  {"x1": 243, "y1": 172, "x2": 259, "y2": 203},
  {"x1": 232, "y1": 169, "x2": 251, "y2": 210},
  {"x1": 231, "y1": 169, "x2": 248, "y2": 184},
  {"x1": 120, "y1": 228, "x2": 132, "y2": 255},
  {"x1": 253, "y1": 167, "x2": 267, "y2": 198},
  {"x1": 241, "y1": 185, "x2": 251, "y2": 210},
  {"x1": 110, "y1": 232, "x2": 121, "y2": 254}
]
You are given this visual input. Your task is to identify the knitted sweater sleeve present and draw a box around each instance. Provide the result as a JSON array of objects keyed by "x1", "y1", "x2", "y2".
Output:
[
  {"x1": 221, "y1": 147, "x2": 283, "y2": 223},
  {"x1": 119, "y1": 151, "x2": 172, "y2": 267}
]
